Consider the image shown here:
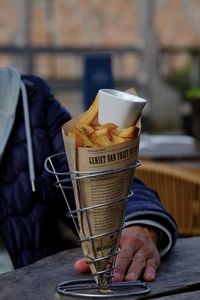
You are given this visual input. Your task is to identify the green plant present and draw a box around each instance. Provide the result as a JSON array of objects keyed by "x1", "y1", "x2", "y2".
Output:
[{"x1": 185, "y1": 87, "x2": 200, "y2": 100}]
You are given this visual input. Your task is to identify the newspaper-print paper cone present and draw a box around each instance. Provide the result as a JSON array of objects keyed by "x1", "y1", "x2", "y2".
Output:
[{"x1": 62, "y1": 116, "x2": 140, "y2": 287}]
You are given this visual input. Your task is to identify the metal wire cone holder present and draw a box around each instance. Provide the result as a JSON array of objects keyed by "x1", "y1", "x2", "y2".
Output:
[{"x1": 45, "y1": 152, "x2": 151, "y2": 298}]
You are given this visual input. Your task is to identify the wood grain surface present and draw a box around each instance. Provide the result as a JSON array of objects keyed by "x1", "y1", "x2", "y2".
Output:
[{"x1": 0, "y1": 237, "x2": 200, "y2": 299}]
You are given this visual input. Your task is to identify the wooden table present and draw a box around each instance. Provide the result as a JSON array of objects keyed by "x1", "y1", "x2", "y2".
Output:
[{"x1": 0, "y1": 237, "x2": 200, "y2": 299}]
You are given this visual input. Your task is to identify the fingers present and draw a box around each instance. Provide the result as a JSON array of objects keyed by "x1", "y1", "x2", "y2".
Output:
[
  {"x1": 112, "y1": 245, "x2": 134, "y2": 282},
  {"x1": 74, "y1": 258, "x2": 90, "y2": 273},
  {"x1": 125, "y1": 251, "x2": 146, "y2": 281},
  {"x1": 143, "y1": 264, "x2": 157, "y2": 281},
  {"x1": 143, "y1": 257, "x2": 160, "y2": 281},
  {"x1": 113, "y1": 249, "x2": 160, "y2": 282},
  {"x1": 125, "y1": 254, "x2": 160, "y2": 281},
  {"x1": 112, "y1": 226, "x2": 161, "y2": 282}
]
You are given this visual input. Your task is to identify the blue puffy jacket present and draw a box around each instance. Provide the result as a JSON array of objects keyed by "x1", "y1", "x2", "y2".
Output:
[{"x1": 0, "y1": 74, "x2": 177, "y2": 269}]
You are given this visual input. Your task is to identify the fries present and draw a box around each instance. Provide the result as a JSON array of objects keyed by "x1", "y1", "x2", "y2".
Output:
[
  {"x1": 67, "y1": 92, "x2": 139, "y2": 148},
  {"x1": 76, "y1": 94, "x2": 99, "y2": 127},
  {"x1": 115, "y1": 126, "x2": 139, "y2": 139}
]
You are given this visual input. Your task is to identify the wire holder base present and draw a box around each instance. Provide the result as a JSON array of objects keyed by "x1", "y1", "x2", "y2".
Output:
[{"x1": 57, "y1": 278, "x2": 151, "y2": 298}]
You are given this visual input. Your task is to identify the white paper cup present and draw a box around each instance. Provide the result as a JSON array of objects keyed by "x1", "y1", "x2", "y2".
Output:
[{"x1": 98, "y1": 89, "x2": 147, "y2": 128}]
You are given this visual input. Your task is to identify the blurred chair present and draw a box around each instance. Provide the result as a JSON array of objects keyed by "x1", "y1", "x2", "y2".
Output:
[
  {"x1": 83, "y1": 53, "x2": 114, "y2": 110},
  {"x1": 136, "y1": 160, "x2": 200, "y2": 236}
]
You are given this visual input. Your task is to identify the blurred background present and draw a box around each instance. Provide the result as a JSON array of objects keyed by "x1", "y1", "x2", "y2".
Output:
[{"x1": 0, "y1": 0, "x2": 200, "y2": 137}]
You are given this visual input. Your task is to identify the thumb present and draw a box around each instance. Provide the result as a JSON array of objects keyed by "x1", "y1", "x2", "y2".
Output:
[{"x1": 74, "y1": 258, "x2": 90, "y2": 273}]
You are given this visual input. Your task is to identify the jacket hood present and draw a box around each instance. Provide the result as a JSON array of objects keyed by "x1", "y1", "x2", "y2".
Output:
[
  {"x1": 0, "y1": 67, "x2": 35, "y2": 191},
  {"x1": 0, "y1": 67, "x2": 21, "y2": 161}
]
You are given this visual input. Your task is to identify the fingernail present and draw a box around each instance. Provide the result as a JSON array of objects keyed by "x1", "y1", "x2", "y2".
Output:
[
  {"x1": 144, "y1": 272, "x2": 155, "y2": 281},
  {"x1": 113, "y1": 272, "x2": 121, "y2": 278},
  {"x1": 125, "y1": 272, "x2": 137, "y2": 280}
]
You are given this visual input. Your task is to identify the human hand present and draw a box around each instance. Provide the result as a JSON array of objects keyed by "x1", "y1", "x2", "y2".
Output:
[{"x1": 74, "y1": 225, "x2": 160, "y2": 282}]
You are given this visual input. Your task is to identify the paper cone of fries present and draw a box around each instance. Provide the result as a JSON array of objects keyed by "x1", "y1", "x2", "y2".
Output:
[{"x1": 62, "y1": 89, "x2": 146, "y2": 288}]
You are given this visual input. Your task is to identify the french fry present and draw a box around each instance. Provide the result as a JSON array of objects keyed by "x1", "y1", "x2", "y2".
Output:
[
  {"x1": 92, "y1": 127, "x2": 108, "y2": 137},
  {"x1": 110, "y1": 133, "x2": 127, "y2": 144},
  {"x1": 75, "y1": 128, "x2": 98, "y2": 147},
  {"x1": 126, "y1": 88, "x2": 138, "y2": 96},
  {"x1": 90, "y1": 134, "x2": 113, "y2": 147},
  {"x1": 115, "y1": 126, "x2": 139, "y2": 139},
  {"x1": 94, "y1": 123, "x2": 117, "y2": 131},
  {"x1": 76, "y1": 94, "x2": 98, "y2": 126},
  {"x1": 79, "y1": 124, "x2": 95, "y2": 136},
  {"x1": 94, "y1": 123, "x2": 117, "y2": 139},
  {"x1": 68, "y1": 130, "x2": 84, "y2": 147}
]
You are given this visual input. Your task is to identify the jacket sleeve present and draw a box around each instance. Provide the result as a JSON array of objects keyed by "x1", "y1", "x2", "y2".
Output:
[{"x1": 125, "y1": 176, "x2": 178, "y2": 256}]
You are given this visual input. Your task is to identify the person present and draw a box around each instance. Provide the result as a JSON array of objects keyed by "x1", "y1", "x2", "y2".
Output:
[{"x1": 0, "y1": 67, "x2": 177, "y2": 281}]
